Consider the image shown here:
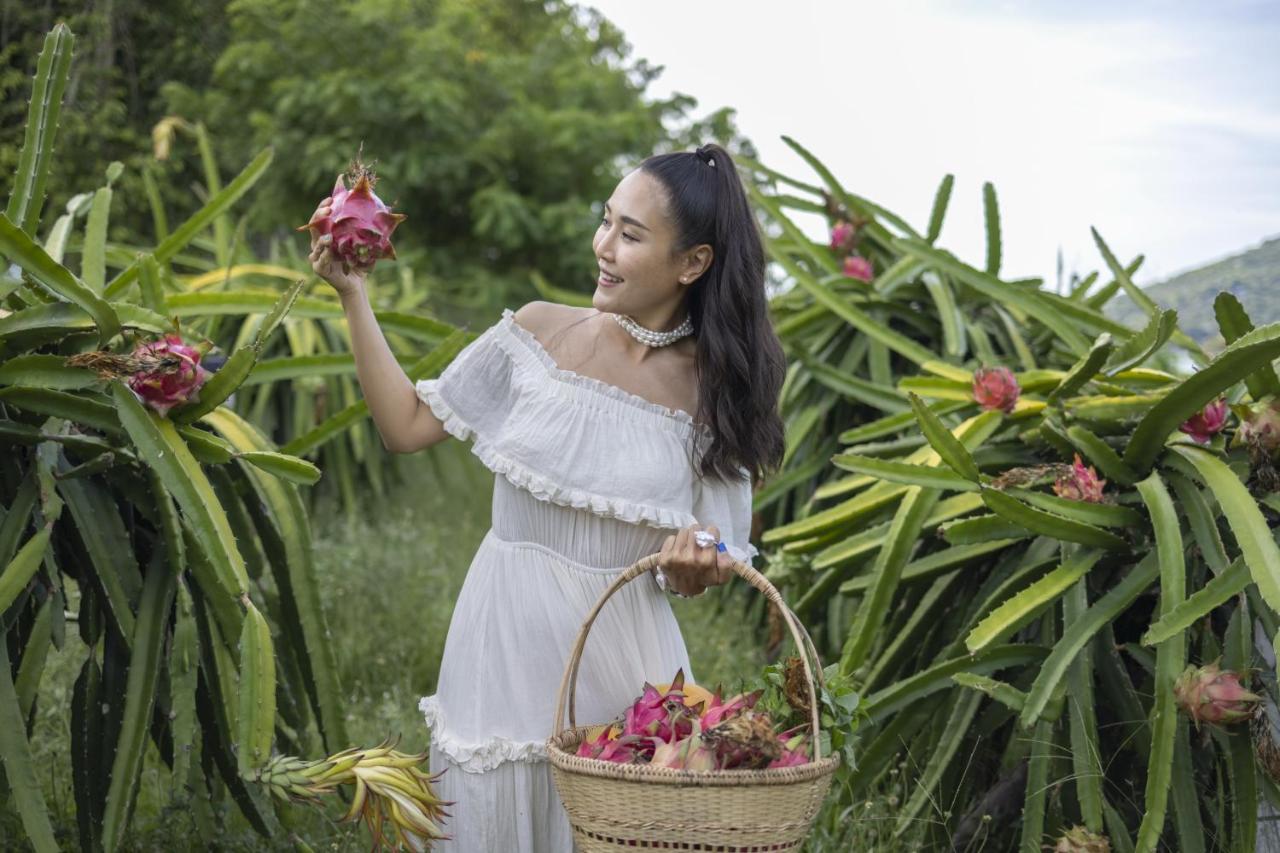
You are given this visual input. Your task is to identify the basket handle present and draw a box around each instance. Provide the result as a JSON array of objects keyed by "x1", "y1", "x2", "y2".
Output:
[{"x1": 551, "y1": 552, "x2": 831, "y2": 760}]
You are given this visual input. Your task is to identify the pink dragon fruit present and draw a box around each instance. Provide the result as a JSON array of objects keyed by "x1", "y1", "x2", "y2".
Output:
[
  {"x1": 649, "y1": 721, "x2": 717, "y2": 771},
  {"x1": 829, "y1": 220, "x2": 856, "y2": 252},
  {"x1": 1053, "y1": 454, "x2": 1107, "y2": 504},
  {"x1": 1236, "y1": 398, "x2": 1280, "y2": 455},
  {"x1": 765, "y1": 727, "x2": 810, "y2": 769},
  {"x1": 842, "y1": 254, "x2": 874, "y2": 282},
  {"x1": 699, "y1": 687, "x2": 764, "y2": 729},
  {"x1": 1173, "y1": 662, "x2": 1261, "y2": 727},
  {"x1": 127, "y1": 334, "x2": 211, "y2": 417},
  {"x1": 1179, "y1": 398, "x2": 1229, "y2": 444},
  {"x1": 971, "y1": 366, "x2": 1021, "y2": 414},
  {"x1": 299, "y1": 162, "x2": 406, "y2": 274}
]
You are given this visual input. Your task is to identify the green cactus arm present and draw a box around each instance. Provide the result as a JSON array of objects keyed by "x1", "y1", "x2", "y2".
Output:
[
  {"x1": 1169, "y1": 444, "x2": 1280, "y2": 616},
  {"x1": 926, "y1": 174, "x2": 954, "y2": 244},
  {"x1": 0, "y1": 643, "x2": 59, "y2": 852},
  {"x1": 1142, "y1": 558, "x2": 1249, "y2": 646},
  {"x1": 103, "y1": 148, "x2": 273, "y2": 299},
  {"x1": 1214, "y1": 292, "x2": 1280, "y2": 399},
  {"x1": 1064, "y1": 578, "x2": 1105, "y2": 831},
  {"x1": 6, "y1": 24, "x2": 73, "y2": 236},
  {"x1": 1020, "y1": 552, "x2": 1160, "y2": 727},
  {"x1": 1103, "y1": 309, "x2": 1177, "y2": 377},
  {"x1": 966, "y1": 549, "x2": 1102, "y2": 654},
  {"x1": 983, "y1": 182, "x2": 1001, "y2": 276},
  {"x1": 1133, "y1": 472, "x2": 1185, "y2": 853}
]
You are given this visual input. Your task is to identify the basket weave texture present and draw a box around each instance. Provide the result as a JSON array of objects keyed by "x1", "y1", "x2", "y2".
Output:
[{"x1": 546, "y1": 552, "x2": 840, "y2": 852}]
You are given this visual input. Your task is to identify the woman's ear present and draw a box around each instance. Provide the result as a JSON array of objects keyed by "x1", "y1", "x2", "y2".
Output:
[{"x1": 681, "y1": 244, "x2": 714, "y2": 284}]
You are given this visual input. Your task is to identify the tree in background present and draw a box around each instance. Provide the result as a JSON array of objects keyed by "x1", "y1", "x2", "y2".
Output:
[{"x1": 2, "y1": 0, "x2": 751, "y2": 319}]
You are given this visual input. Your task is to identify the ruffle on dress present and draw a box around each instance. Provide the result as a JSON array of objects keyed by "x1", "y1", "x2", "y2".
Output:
[
  {"x1": 419, "y1": 695, "x2": 547, "y2": 773},
  {"x1": 414, "y1": 308, "x2": 758, "y2": 565}
]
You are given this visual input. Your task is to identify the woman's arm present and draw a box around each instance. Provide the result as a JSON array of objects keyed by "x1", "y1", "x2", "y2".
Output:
[
  {"x1": 338, "y1": 284, "x2": 449, "y2": 454},
  {"x1": 308, "y1": 215, "x2": 449, "y2": 454}
]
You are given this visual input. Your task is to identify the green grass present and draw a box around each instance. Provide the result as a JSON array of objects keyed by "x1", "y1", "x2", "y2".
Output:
[{"x1": 4, "y1": 439, "x2": 798, "y2": 850}]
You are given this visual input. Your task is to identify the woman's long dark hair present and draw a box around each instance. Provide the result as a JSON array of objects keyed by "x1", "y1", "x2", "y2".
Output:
[{"x1": 639, "y1": 143, "x2": 786, "y2": 486}]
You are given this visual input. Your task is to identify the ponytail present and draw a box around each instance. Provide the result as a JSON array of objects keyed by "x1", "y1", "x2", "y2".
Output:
[{"x1": 639, "y1": 144, "x2": 786, "y2": 485}]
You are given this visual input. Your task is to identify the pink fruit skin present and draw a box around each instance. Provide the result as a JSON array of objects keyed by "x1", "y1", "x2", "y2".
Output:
[
  {"x1": 1180, "y1": 398, "x2": 1229, "y2": 444},
  {"x1": 127, "y1": 334, "x2": 211, "y2": 417},
  {"x1": 972, "y1": 367, "x2": 1021, "y2": 414},
  {"x1": 842, "y1": 254, "x2": 873, "y2": 282},
  {"x1": 1054, "y1": 454, "x2": 1107, "y2": 503},
  {"x1": 1174, "y1": 662, "x2": 1261, "y2": 726},
  {"x1": 299, "y1": 172, "x2": 406, "y2": 273},
  {"x1": 829, "y1": 221, "x2": 856, "y2": 251}
]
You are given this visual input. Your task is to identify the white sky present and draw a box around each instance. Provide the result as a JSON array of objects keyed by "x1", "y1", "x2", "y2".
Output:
[{"x1": 585, "y1": 0, "x2": 1280, "y2": 289}]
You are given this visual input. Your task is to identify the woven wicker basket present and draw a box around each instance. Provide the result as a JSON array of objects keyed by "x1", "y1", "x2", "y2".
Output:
[{"x1": 546, "y1": 552, "x2": 840, "y2": 852}]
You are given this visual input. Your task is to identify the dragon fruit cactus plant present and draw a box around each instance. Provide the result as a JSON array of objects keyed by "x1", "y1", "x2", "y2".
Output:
[{"x1": 299, "y1": 159, "x2": 407, "y2": 275}]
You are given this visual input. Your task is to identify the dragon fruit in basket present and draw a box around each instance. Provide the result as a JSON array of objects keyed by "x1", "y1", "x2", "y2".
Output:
[{"x1": 575, "y1": 667, "x2": 810, "y2": 771}]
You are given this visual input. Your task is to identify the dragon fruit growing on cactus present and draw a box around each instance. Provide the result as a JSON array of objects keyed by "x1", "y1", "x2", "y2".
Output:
[
  {"x1": 126, "y1": 334, "x2": 212, "y2": 416},
  {"x1": 1173, "y1": 662, "x2": 1261, "y2": 727},
  {"x1": 299, "y1": 157, "x2": 407, "y2": 275}
]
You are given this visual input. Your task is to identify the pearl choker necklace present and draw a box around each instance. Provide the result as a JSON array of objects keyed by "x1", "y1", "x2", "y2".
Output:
[{"x1": 612, "y1": 313, "x2": 694, "y2": 348}]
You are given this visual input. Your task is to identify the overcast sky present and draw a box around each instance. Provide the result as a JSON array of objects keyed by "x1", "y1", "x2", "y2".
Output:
[{"x1": 585, "y1": 0, "x2": 1280, "y2": 289}]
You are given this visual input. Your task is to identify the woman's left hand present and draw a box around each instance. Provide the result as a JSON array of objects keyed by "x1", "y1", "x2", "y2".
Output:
[{"x1": 656, "y1": 524, "x2": 736, "y2": 597}]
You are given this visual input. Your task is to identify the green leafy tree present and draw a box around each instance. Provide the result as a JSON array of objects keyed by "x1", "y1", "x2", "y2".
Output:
[{"x1": 162, "y1": 0, "x2": 751, "y2": 316}]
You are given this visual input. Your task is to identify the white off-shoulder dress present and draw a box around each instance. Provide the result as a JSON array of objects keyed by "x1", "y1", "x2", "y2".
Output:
[{"x1": 414, "y1": 308, "x2": 757, "y2": 852}]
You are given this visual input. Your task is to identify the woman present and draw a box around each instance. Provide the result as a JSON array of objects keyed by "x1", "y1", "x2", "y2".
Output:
[{"x1": 309, "y1": 142, "x2": 786, "y2": 851}]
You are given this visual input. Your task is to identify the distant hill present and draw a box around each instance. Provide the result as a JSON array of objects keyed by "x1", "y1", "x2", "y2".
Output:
[{"x1": 1107, "y1": 235, "x2": 1280, "y2": 348}]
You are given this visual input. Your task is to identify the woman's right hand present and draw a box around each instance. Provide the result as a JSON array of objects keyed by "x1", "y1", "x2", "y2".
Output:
[{"x1": 307, "y1": 198, "x2": 368, "y2": 297}]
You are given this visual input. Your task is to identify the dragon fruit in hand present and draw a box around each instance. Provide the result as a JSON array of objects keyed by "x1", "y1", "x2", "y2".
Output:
[{"x1": 299, "y1": 162, "x2": 406, "y2": 275}]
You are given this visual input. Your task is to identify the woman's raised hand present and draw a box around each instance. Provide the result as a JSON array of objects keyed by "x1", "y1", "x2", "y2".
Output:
[
  {"x1": 307, "y1": 198, "x2": 368, "y2": 297},
  {"x1": 656, "y1": 524, "x2": 736, "y2": 597}
]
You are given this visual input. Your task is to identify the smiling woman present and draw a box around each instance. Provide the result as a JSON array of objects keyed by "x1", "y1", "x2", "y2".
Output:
[{"x1": 309, "y1": 142, "x2": 784, "y2": 851}]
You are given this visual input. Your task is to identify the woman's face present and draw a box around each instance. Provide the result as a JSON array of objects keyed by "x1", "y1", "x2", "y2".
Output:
[{"x1": 591, "y1": 170, "x2": 710, "y2": 320}]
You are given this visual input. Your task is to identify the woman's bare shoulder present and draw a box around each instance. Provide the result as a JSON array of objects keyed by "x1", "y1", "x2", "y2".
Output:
[{"x1": 512, "y1": 301, "x2": 596, "y2": 342}]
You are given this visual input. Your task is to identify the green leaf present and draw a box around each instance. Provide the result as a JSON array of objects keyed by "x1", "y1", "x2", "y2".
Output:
[
  {"x1": 980, "y1": 489, "x2": 1129, "y2": 550},
  {"x1": 0, "y1": 526, "x2": 52, "y2": 619},
  {"x1": 940, "y1": 514, "x2": 1032, "y2": 545},
  {"x1": 1047, "y1": 333, "x2": 1113, "y2": 404},
  {"x1": 105, "y1": 148, "x2": 274, "y2": 298},
  {"x1": 830, "y1": 454, "x2": 978, "y2": 492},
  {"x1": 253, "y1": 276, "x2": 307, "y2": 350},
  {"x1": 966, "y1": 549, "x2": 1102, "y2": 653},
  {"x1": 1170, "y1": 444, "x2": 1280, "y2": 614},
  {"x1": 921, "y1": 271, "x2": 966, "y2": 358},
  {"x1": 1020, "y1": 552, "x2": 1160, "y2": 727},
  {"x1": 111, "y1": 382, "x2": 248, "y2": 598},
  {"x1": 863, "y1": 644, "x2": 1047, "y2": 723},
  {"x1": 82, "y1": 184, "x2": 113, "y2": 291},
  {"x1": 838, "y1": 400, "x2": 969, "y2": 444},
  {"x1": 0, "y1": 354, "x2": 97, "y2": 389},
  {"x1": 926, "y1": 174, "x2": 954, "y2": 244},
  {"x1": 1005, "y1": 487, "x2": 1145, "y2": 528},
  {"x1": 1104, "y1": 309, "x2": 1177, "y2": 377},
  {"x1": 1133, "y1": 472, "x2": 1185, "y2": 853},
  {"x1": 983, "y1": 181, "x2": 1001, "y2": 276},
  {"x1": 908, "y1": 392, "x2": 981, "y2": 481},
  {"x1": 1142, "y1": 558, "x2": 1249, "y2": 646},
  {"x1": 0, "y1": 212, "x2": 121, "y2": 346},
  {"x1": 800, "y1": 355, "x2": 909, "y2": 413},
  {"x1": 0, "y1": 644, "x2": 59, "y2": 852},
  {"x1": 202, "y1": 409, "x2": 347, "y2": 751},
  {"x1": 165, "y1": 290, "x2": 455, "y2": 344},
  {"x1": 951, "y1": 672, "x2": 1026, "y2": 711},
  {"x1": 894, "y1": 237, "x2": 1091, "y2": 355},
  {"x1": 839, "y1": 487, "x2": 943, "y2": 675},
  {"x1": 281, "y1": 329, "x2": 468, "y2": 457},
  {"x1": 236, "y1": 451, "x2": 321, "y2": 486},
  {"x1": 171, "y1": 347, "x2": 258, "y2": 425},
  {"x1": 0, "y1": 300, "x2": 168, "y2": 340},
  {"x1": 1064, "y1": 578, "x2": 1104, "y2": 831},
  {"x1": 101, "y1": 559, "x2": 178, "y2": 853},
  {"x1": 1213, "y1": 292, "x2": 1280, "y2": 399},
  {"x1": 1093, "y1": 226, "x2": 1207, "y2": 362},
  {"x1": 6, "y1": 24, "x2": 73, "y2": 236}
]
